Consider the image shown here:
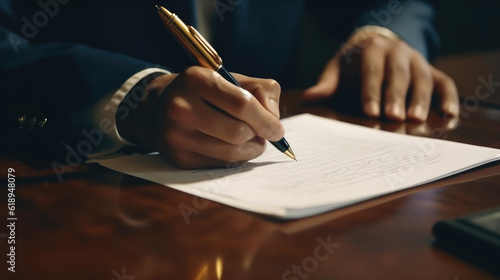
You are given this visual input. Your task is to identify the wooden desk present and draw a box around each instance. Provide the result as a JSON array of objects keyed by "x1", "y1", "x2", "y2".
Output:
[{"x1": 1, "y1": 53, "x2": 500, "y2": 280}]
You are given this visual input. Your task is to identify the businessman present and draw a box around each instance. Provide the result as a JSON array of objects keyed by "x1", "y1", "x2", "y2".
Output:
[{"x1": 0, "y1": 0, "x2": 458, "y2": 168}]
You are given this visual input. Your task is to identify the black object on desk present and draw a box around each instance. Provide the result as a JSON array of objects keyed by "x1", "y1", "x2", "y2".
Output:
[{"x1": 432, "y1": 207, "x2": 500, "y2": 276}]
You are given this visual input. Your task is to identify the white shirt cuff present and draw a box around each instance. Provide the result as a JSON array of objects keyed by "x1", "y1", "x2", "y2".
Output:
[{"x1": 74, "y1": 67, "x2": 171, "y2": 158}]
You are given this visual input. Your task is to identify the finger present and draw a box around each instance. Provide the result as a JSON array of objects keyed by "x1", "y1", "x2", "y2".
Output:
[
  {"x1": 303, "y1": 55, "x2": 341, "y2": 102},
  {"x1": 383, "y1": 42, "x2": 411, "y2": 121},
  {"x1": 192, "y1": 133, "x2": 266, "y2": 163},
  {"x1": 407, "y1": 53, "x2": 433, "y2": 122},
  {"x1": 163, "y1": 148, "x2": 234, "y2": 169},
  {"x1": 431, "y1": 67, "x2": 460, "y2": 117},
  {"x1": 165, "y1": 128, "x2": 266, "y2": 163},
  {"x1": 360, "y1": 40, "x2": 386, "y2": 118},
  {"x1": 200, "y1": 72, "x2": 284, "y2": 141},
  {"x1": 190, "y1": 98, "x2": 257, "y2": 145},
  {"x1": 234, "y1": 74, "x2": 282, "y2": 118}
]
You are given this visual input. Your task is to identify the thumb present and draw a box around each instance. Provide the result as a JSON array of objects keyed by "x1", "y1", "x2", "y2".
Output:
[{"x1": 303, "y1": 56, "x2": 341, "y2": 102}]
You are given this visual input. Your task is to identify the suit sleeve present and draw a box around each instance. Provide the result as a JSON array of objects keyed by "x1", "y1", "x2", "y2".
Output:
[
  {"x1": 0, "y1": 1, "x2": 167, "y2": 160},
  {"x1": 308, "y1": 0, "x2": 440, "y2": 61},
  {"x1": 354, "y1": 0, "x2": 440, "y2": 60}
]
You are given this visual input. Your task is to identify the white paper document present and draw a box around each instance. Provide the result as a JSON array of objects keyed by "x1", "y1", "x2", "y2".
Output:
[{"x1": 92, "y1": 114, "x2": 500, "y2": 219}]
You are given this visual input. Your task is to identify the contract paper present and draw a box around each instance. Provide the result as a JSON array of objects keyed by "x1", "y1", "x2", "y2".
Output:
[{"x1": 92, "y1": 114, "x2": 500, "y2": 219}]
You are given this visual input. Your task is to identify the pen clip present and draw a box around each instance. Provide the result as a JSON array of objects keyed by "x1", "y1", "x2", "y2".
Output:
[{"x1": 188, "y1": 26, "x2": 223, "y2": 68}]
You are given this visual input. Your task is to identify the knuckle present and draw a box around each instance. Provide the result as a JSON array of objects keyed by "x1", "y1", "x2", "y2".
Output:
[
  {"x1": 368, "y1": 36, "x2": 387, "y2": 47},
  {"x1": 250, "y1": 79, "x2": 281, "y2": 101},
  {"x1": 230, "y1": 93, "x2": 252, "y2": 113},
  {"x1": 228, "y1": 123, "x2": 253, "y2": 145},
  {"x1": 394, "y1": 39, "x2": 408, "y2": 50},
  {"x1": 265, "y1": 79, "x2": 281, "y2": 95},
  {"x1": 167, "y1": 96, "x2": 192, "y2": 123},
  {"x1": 412, "y1": 50, "x2": 426, "y2": 62},
  {"x1": 183, "y1": 66, "x2": 208, "y2": 85},
  {"x1": 415, "y1": 67, "x2": 432, "y2": 81},
  {"x1": 390, "y1": 63, "x2": 409, "y2": 77},
  {"x1": 208, "y1": 69, "x2": 222, "y2": 82}
]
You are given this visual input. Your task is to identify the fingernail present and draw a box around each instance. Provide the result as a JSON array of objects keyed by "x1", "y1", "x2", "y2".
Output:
[
  {"x1": 409, "y1": 105, "x2": 426, "y2": 122},
  {"x1": 386, "y1": 103, "x2": 405, "y2": 121},
  {"x1": 445, "y1": 102, "x2": 460, "y2": 117},
  {"x1": 268, "y1": 98, "x2": 280, "y2": 117},
  {"x1": 364, "y1": 101, "x2": 380, "y2": 117}
]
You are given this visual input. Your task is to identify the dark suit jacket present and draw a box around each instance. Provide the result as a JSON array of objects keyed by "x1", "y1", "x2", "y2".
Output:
[{"x1": 0, "y1": 0, "x2": 439, "y2": 160}]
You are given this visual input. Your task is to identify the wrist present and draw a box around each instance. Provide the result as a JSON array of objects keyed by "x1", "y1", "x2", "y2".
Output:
[
  {"x1": 348, "y1": 25, "x2": 400, "y2": 46},
  {"x1": 116, "y1": 73, "x2": 173, "y2": 151}
]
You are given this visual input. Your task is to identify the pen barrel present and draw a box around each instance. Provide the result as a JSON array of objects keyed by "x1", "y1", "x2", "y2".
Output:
[
  {"x1": 218, "y1": 67, "x2": 241, "y2": 87},
  {"x1": 270, "y1": 138, "x2": 290, "y2": 153},
  {"x1": 158, "y1": 9, "x2": 222, "y2": 70}
]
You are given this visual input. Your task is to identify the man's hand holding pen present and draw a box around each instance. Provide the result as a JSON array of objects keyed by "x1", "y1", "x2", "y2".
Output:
[
  {"x1": 115, "y1": 5, "x2": 461, "y2": 169},
  {"x1": 116, "y1": 67, "x2": 285, "y2": 169},
  {"x1": 155, "y1": 6, "x2": 296, "y2": 162}
]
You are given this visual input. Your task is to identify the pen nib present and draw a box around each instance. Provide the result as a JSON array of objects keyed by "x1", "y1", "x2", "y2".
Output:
[{"x1": 284, "y1": 148, "x2": 297, "y2": 161}]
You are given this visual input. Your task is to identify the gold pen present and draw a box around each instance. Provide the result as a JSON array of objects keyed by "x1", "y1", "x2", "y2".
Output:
[{"x1": 156, "y1": 5, "x2": 296, "y2": 160}]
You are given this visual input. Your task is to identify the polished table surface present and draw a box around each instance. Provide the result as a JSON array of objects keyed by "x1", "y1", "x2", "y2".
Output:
[{"x1": 1, "y1": 53, "x2": 500, "y2": 280}]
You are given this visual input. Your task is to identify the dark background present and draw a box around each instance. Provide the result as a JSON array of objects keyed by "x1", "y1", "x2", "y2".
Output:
[{"x1": 434, "y1": 0, "x2": 500, "y2": 56}]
